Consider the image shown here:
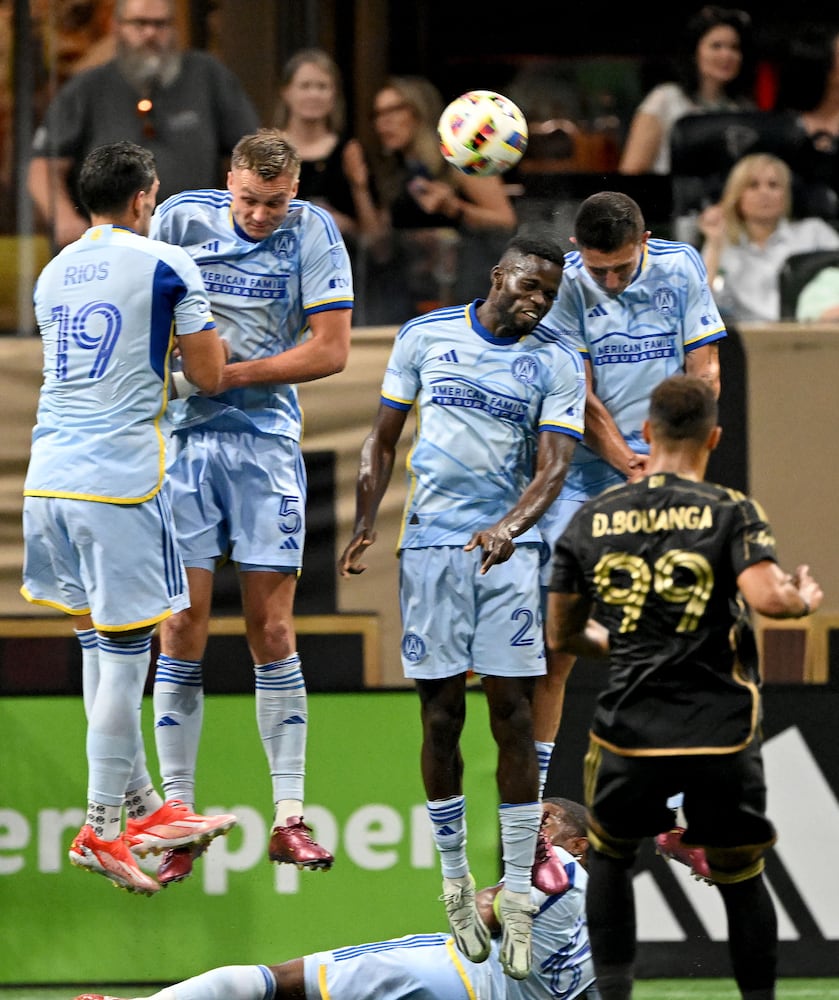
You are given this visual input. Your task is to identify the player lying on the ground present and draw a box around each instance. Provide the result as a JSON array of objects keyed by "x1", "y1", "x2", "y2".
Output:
[{"x1": 73, "y1": 798, "x2": 600, "y2": 1000}]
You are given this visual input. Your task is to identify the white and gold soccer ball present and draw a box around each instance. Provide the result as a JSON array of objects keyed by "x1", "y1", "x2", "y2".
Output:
[{"x1": 437, "y1": 89, "x2": 528, "y2": 176}]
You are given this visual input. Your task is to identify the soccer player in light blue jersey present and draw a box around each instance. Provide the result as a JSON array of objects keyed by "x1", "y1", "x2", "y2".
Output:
[
  {"x1": 72, "y1": 798, "x2": 600, "y2": 1000},
  {"x1": 147, "y1": 129, "x2": 352, "y2": 884},
  {"x1": 21, "y1": 141, "x2": 231, "y2": 895},
  {"x1": 532, "y1": 191, "x2": 727, "y2": 784},
  {"x1": 339, "y1": 227, "x2": 586, "y2": 980}
]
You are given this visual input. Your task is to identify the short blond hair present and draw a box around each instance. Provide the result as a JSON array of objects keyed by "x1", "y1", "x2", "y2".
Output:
[{"x1": 231, "y1": 129, "x2": 302, "y2": 181}]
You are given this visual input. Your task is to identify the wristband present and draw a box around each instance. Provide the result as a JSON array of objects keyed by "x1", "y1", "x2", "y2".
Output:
[
  {"x1": 798, "y1": 598, "x2": 811, "y2": 619},
  {"x1": 171, "y1": 370, "x2": 199, "y2": 399}
]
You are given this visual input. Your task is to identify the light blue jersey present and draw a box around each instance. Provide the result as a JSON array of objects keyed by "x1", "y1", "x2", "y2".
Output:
[
  {"x1": 25, "y1": 224, "x2": 214, "y2": 503},
  {"x1": 150, "y1": 190, "x2": 353, "y2": 441},
  {"x1": 303, "y1": 933, "x2": 502, "y2": 1000},
  {"x1": 542, "y1": 238, "x2": 726, "y2": 519},
  {"x1": 382, "y1": 301, "x2": 586, "y2": 550},
  {"x1": 300, "y1": 845, "x2": 596, "y2": 1000}
]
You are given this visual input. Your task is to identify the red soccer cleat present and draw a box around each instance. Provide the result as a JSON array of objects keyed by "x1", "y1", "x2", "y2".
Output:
[
  {"x1": 126, "y1": 799, "x2": 237, "y2": 857},
  {"x1": 655, "y1": 826, "x2": 712, "y2": 883},
  {"x1": 157, "y1": 840, "x2": 208, "y2": 886},
  {"x1": 532, "y1": 824, "x2": 570, "y2": 895},
  {"x1": 268, "y1": 815, "x2": 334, "y2": 870},
  {"x1": 68, "y1": 825, "x2": 159, "y2": 896}
]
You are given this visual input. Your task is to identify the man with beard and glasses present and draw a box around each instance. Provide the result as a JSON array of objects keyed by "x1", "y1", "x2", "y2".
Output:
[
  {"x1": 339, "y1": 225, "x2": 586, "y2": 982},
  {"x1": 27, "y1": 0, "x2": 259, "y2": 250}
]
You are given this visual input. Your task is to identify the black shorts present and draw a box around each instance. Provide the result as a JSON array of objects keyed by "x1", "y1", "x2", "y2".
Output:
[{"x1": 583, "y1": 736, "x2": 777, "y2": 851}]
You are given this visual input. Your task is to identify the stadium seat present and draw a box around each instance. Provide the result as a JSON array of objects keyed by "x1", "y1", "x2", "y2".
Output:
[
  {"x1": 669, "y1": 109, "x2": 838, "y2": 222},
  {"x1": 778, "y1": 249, "x2": 839, "y2": 320}
]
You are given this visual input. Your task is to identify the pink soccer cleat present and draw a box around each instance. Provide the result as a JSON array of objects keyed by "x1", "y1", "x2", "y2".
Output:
[
  {"x1": 268, "y1": 815, "x2": 334, "y2": 870},
  {"x1": 532, "y1": 824, "x2": 570, "y2": 895},
  {"x1": 125, "y1": 799, "x2": 237, "y2": 857},
  {"x1": 156, "y1": 841, "x2": 208, "y2": 886},
  {"x1": 655, "y1": 826, "x2": 712, "y2": 883},
  {"x1": 68, "y1": 825, "x2": 159, "y2": 896},
  {"x1": 73, "y1": 995, "x2": 123, "y2": 1000}
]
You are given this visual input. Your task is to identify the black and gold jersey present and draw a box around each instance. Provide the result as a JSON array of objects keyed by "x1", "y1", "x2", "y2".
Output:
[{"x1": 550, "y1": 472, "x2": 778, "y2": 756}]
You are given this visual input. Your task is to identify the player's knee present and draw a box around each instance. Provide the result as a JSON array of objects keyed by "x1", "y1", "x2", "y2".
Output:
[
  {"x1": 160, "y1": 607, "x2": 207, "y2": 657},
  {"x1": 424, "y1": 704, "x2": 465, "y2": 747},
  {"x1": 246, "y1": 613, "x2": 295, "y2": 661},
  {"x1": 269, "y1": 956, "x2": 305, "y2": 994}
]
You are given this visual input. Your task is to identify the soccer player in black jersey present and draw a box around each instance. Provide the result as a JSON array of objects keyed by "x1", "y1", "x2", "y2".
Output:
[{"x1": 545, "y1": 373, "x2": 823, "y2": 1000}]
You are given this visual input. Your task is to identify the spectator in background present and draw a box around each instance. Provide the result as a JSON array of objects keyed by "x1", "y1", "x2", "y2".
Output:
[
  {"x1": 776, "y1": 25, "x2": 839, "y2": 200},
  {"x1": 356, "y1": 75, "x2": 517, "y2": 323},
  {"x1": 273, "y1": 48, "x2": 381, "y2": 251},
  {"x1": 698, "y1": 151, "x2": 839, "y2": 322},
  {"x1": 27, "y1": 0, "x2": 260, "y2": 250},
  {"x1": 619, "y1": 5, "x2": 756, "y2": 176}
]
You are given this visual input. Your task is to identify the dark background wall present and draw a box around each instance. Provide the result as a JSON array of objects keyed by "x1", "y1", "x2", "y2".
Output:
[{"x1": 209, "y1": 1, "x2": 839, "y2": 148}]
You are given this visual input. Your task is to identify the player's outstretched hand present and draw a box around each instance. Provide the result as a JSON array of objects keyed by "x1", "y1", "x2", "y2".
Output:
[
  {"x1": 793, "y1": 564, "x2": 823, "y2": 614},
  {"x1": 339, "y1": 531, "x2": 377, "y2": 577},
  {"x1": 464, "y1": 527, "x2": 516, "y2": 574}
]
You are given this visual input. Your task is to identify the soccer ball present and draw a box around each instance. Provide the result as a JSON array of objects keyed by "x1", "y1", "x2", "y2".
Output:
[{"x1": 438, "y1": 90, "x2": 528, "y2": 176}]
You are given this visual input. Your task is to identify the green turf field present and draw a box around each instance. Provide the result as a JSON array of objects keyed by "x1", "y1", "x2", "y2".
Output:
[
  {"x1": 2, "y1": 981, "x2": 838, "y2": 999},
  {"x1": 634, "y1": 981, "x2": 839, "y2": 999}
]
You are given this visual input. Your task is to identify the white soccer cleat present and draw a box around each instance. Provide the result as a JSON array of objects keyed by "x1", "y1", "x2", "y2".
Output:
[
  {"x1": 125, "y1": 799, "x2": 237, "y2": 857},
  {"x1": 498, "y1": 887, "x2": 538, "y2": 980},
  {"x1": 440, "y1": 873, "x2": 491, "y2": 963}
]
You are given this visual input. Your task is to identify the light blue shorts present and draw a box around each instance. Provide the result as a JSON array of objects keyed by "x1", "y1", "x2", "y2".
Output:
[
  {"x1": 302, "y1": 933, "x2": 498, "y2": 1000},
  {"x1": 537, "y1": 495, "x2": 586, "y2": 590},
  {"x1": 167, "y1": 428, "x2": 306, "y2": 572},
  {"x1": 539, "y1": 437, "x2": 650, "y2": 588},
  {"x1": 21, "y1": 492, "x2": 189, "y2": 630},
  {"x1": 398, "y1": 544, "x2": 546, "y2": 679}
]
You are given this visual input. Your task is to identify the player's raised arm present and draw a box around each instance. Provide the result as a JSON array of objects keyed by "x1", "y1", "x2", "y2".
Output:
[{"x1": 339, "y1": 402, "x2": 408, "y2": 577}]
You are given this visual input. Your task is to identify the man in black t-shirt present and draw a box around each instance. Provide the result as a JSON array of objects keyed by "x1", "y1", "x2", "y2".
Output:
[
  {"x1": 27, "y1": 0, "x2": 260, "y2": 250},
  {"x1": 546, "y1": 373, "x2": 823, "y2": 1000}
]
